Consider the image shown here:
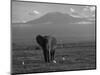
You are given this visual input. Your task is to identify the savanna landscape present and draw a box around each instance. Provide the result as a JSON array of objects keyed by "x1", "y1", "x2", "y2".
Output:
[
  {"x1": 12, "y1": 1, "x2": 96, "y2": 74},
  {"x1": 12, "y1": 41, "x2": 96, "y2": 74}
]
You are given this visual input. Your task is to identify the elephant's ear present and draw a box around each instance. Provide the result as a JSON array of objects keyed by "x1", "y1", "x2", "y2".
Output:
[{"x1": 36, "y1": 35, "x2": 45, "y2": 47}]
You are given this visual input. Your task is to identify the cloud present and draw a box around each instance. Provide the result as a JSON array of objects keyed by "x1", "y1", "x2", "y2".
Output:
[
  {"x1": 83, "y1": 6, "x2": 95, "y2": 12},
  {"x1": 77, "y1": 21, "x2": 93, "y2": 24},
  {"x1": 71, "y1": 21, "x2": 93, "y2": 24},
  {"x1": 83, "y1": 6, "x2": 95, "y2": 17},
  {"x1": 22, "y1": 20, "x2": 26, "y2": 23},
  {"x1": 69, "y1": 6, "x2": 95, "y2": 19},
  {"x1": 70, "y1": 13, "x2": 82, "y2": 18},
  {"x1": 90, "y1": 6, "x2": 95, "y2": 12},
  {"x1": 70, "y1": 8, "x2": 75, "y2": 12},
  {"x1": 69, "y1": 8, "x2": 82, "y2": 18},
  {"x1": 83, "y1": 7, "x2": 89, "y2": 11},
  {"x1": 29, "y1": 10, "x2": 40, "y2": 16},
  {"x1": 69, "y1": 7, "x2": 89, "y2": 18},
  {"x1": 33, "y1": 10, "x2": 40, "y2": 15}
]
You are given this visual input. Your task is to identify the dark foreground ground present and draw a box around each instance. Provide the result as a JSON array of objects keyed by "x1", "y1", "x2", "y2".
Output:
[{"x1": 12, "y1": 41, "x2": 96, "y2": 74}]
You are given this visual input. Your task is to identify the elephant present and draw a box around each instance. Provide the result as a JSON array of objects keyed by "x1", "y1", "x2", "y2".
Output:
[{"x1": 36, "y1": 35, "x2": 57, "y2": 63}]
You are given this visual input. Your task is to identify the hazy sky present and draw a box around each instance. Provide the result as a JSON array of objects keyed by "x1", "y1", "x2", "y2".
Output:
[
  {"x1": 12, "y1": 1, "x2": 96, "y2": 44},
  {"x1": 12, "y1": 1, "x2": 95, "y2": 23}
]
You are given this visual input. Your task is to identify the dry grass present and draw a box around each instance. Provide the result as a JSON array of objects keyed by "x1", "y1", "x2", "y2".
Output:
[{"x1": 11, "y1": 41, "x2": 96, "y2": 74}]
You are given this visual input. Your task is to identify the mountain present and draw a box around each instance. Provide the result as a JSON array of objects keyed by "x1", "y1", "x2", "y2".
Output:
[
  {"x1": 26, "y1": 12, "x2": 88, "y2": 24},
  {"x1": 12, "y1": 12, "x2": 95, "y2": 45}
]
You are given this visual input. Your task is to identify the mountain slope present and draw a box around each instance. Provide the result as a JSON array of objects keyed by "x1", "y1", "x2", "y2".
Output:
[{"x1": 26, "y1": 12, "x2": 88, "y2": 24}]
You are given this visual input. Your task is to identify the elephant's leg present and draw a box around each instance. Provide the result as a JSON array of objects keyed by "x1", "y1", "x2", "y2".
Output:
[
  {"x1": 50, "y1": 49, "x2": 55, "y2": 61},
  {"x1": 43, "y1": 48, "x2": 50, "y2": 63},
  {"x1": 42, "y1": 48, "x2": 47, "y2": 62},
  {"x1": 46, "y1": 50, "x2": 50, "y2": 63},
  {"x1": 45, "y1": 42, "x2": 50, "y2": 63}
]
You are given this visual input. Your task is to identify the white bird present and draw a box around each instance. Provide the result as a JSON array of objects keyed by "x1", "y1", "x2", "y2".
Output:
[
  {"x1": 62, "y1": 57, "x2": 66, "y2": 61},
  {"x1": 53, "y1": 60, "x2": 57, "y2": 63},
  {"x1": 22, "y1": 61, "x2": 25, "y2": 65}
]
